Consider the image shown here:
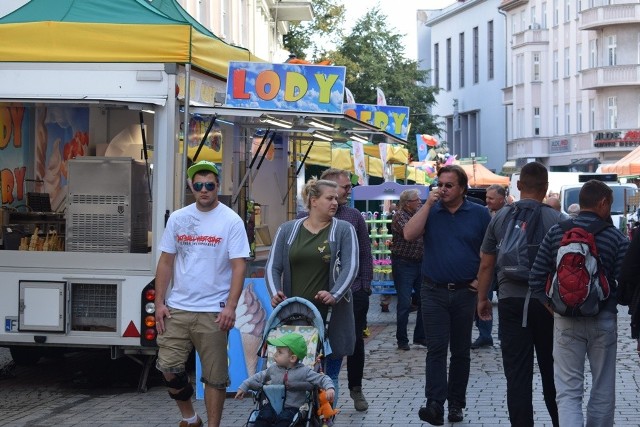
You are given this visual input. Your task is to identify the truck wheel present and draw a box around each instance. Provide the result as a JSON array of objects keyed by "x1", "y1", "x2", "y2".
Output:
[{"x1": 9, "y1": 347, "x2": 42, "y2": 366}]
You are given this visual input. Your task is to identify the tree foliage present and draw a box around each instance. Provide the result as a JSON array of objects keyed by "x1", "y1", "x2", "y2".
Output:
[
  {"x1": 285, "y1": 5, "x2": 440, "y2": 161},
  {"x1": 283, "y1": 0, "x2": 346, "y2": 62}
]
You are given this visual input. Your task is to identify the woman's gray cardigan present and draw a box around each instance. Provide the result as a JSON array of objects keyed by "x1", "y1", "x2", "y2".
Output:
[{"x1": 265, "y1": 217, "x2": 359, "y2": 358}]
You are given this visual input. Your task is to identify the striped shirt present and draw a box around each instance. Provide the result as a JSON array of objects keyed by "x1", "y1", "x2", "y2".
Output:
[
  {"x1": 391, "y1": 208, "x2": 423, "y2": 261},
  {"x1": 529, "y1": 211, "x2": 630, "y2": 312}
]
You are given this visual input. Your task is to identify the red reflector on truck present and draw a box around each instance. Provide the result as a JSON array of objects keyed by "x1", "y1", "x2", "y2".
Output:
[{"x1": 123, "y1": 321, "x2": 141, "y2": 337}]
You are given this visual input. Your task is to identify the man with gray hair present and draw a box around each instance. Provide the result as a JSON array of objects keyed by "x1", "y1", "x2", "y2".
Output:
[{"x1": 567, "y1": 203, "x2": 580, "y2": 217}]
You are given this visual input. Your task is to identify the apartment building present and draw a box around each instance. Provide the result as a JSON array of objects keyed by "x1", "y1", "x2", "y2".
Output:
[
  {"x1": 178, "y1": 0, "x2": 312, "y2": 62},
  {"x1": 500, "y1": 0, "x2": 640, "y2": 172},
  {"x1": 419, "y1": 0, "x2": 507, "y2": 173}
]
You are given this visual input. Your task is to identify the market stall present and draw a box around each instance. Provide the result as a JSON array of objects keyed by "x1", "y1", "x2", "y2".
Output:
[{"x1": 351, "y1": 182, "x2": 429, "y2": 294}]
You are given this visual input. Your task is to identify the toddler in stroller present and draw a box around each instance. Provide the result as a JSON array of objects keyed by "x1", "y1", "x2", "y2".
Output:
[{"x1": 236, "y1": 297, "x2": 337, "y2": 427}]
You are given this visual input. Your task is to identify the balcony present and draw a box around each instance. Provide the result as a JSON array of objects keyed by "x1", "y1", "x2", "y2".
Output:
[
  {"x1": 270, "y1": 0, "x2": 313, "y2": 22},
  {"x1": 580, "y1": 64, "x2": 640, "y2": 89},
  {"x1": 512, "y1": 28, "x2": 549, "y2": 48},
  {"x1": 503, "y1": 86, "x2": 513, "y2": 105},
  {"x1": 580, "y1": 3, "x2": 640, "y2": 30}
]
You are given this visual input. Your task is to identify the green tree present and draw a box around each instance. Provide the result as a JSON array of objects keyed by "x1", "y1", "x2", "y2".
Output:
[
  {"x1": 283, "y1": 0, "x2": 346, "y2": 62},
  {"x1": 329, "y1": 7, "x2": 439, "y2": 161}
]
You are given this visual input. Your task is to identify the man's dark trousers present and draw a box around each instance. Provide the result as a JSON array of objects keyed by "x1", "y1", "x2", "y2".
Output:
[
  {"x1": 499, "y1": 297, "x2": 559, "y2": 427},
  {"x1": 347, "y1": 289, "x2": 369, "y2": 390}
]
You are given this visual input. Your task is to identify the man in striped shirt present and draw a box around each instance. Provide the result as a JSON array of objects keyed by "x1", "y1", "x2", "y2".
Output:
[{"x1": 529, "y1": 179, "x2": 629, "y2": 427}]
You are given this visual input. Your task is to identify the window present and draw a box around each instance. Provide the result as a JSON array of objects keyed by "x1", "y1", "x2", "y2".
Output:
[
  {"x1": 488, "y1": 21, "x2": 494, "y2": 80},
  {"x1": 554, "y1": 105, "x2": 559, "y2": 135},
  {"x1": 511, "y1": 14, "x2": 517, "y2": 34},
  {"x1": 577, "y1": 43, "x2": 582, "y2": 72},
  {"x1": 517, "y1": 109, "x2": 525, "y2": 138},
  {"x1": 516, "y1": 54, "x2": 524, "y2": 84},
  {"x1": 221, "y1": 0, "x2": 230, "y2": 39},
  {"x1": 553, "y1": 0, "x2": 559, "y2": 26},
  {"x1": 553, "y1": 50, "x2": 559, "y2": 79},
  {"x1": 576, "y1": 0, "x2": 582, "y2": 18},
  {"x1": 533, "y1": 52, "x2": 541, "y2": 81},
  {"x1": 473, "y1": 27, "x2": 479, "y2": 84},
  {"x1": 565, "y1": 103, "x2": 571, "y2": 134},
  {"x1": 565, "y1": 0, "x2": 570, "y2": 22},
  {"x1": 577, "y1": 101, "x2": 583, "y2": 132},
  {"x1": 521, "y1": 10, "x2": 526, "y2": 32},
  {"x1": 565, "y1": 47, "x2": 570, "y2": 77},
  {"x1": 447, "y1": 38, "x2": 452, "y2": 91},
  {"x1": 589, "y1": 39, "x2": 597, "y2": 68},
  {"x1": 459, "y1": 32, "x2": 465, "y2": 88},
  {"x1": 638, "y1": 32, "x2": 640, "y2": 64},
  {"x1": 534, "y1": 107, "x2": 541, "y2": 136},
  {"x1": 608, "y1": 35, "x2": 617, "y2": 66},
  {"x1": 589, "y1": 98, "x2": 595, "y2": 131},
  {"x1": 531, "y1": 6, "x2": 537, "y2": 27},
  {"x1": 608, "y1": 96, "x2": 617, "y2": 129},
  {"x1": 434, "y1": 43, "x2": 440, "y2": 88},
  {"x1": 542, "y1": 2, "x2": 548, "y2": 28},
  {"x1": 239, "y1": 0, "x2": 247, "y2": 47}
]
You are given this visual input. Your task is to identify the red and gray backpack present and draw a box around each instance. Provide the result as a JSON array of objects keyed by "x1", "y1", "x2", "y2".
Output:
[{"x1": 545, "y1": 220, "x2": 612, "y2": 317}]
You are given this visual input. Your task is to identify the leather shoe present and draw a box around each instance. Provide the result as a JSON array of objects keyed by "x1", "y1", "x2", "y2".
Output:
[
  {"x1": 448, "y1": 406, "x2": 464, "y2": 422},
  {"x1": 418, "y1": 401, "x2": 444, "y2": 426},
  {"x1": 471, "y1": 337, "x2": 493, "y2": 349},
  {"x1": 398, "y1": 343, "x2": 410, "y2": 351}
]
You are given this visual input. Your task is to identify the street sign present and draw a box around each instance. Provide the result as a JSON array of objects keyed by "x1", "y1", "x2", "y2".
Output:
[{"x1": 459, "y1": 156, "x2": 488, "y2": 164}]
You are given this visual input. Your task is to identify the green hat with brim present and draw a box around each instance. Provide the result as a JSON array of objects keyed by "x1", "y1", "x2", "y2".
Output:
[
  {"x1": 268, "y1": 333, "x2": 307, "y2": 361},
  {"x1": 187, "y1": 160, "x2": 219, "y2": 180}
]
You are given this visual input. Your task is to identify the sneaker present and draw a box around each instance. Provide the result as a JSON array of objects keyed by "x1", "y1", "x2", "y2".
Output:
[
  {"x1": 362, "y1": 327, "x2": 371, "y2": 338},
  {"x1": 471, "y1": 337, "x2": 494, "y2": 349},
  {"x1": 178, "y1": 415, "x2": 203, "y2": 427},
  {"x1": 448, "y1": 406, "x2": 464, "y2": 422},
  {"x1": 398, "y1": 343, "x2": 410, "y2": 351},
  {"x1": 418, "y1": 401, "x2": 444, "y2": 426},
  {"x1": 350, "y1": 386, "x2": 369, "y2": 411}
]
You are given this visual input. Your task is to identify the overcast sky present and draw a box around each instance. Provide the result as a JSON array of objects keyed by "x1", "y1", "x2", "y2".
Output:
[{"x1": 344, "y1": 0, "x2": 456, "y2": 60}]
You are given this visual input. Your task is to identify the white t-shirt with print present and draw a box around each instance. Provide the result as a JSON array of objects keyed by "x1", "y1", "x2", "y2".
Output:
[{"x1": 159, "y1": 202, "x2": 250, "y2": 312}]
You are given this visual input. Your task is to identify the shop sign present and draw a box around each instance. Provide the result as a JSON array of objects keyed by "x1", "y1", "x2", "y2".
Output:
[
  {"x1": 343, "y1": 104, "x2": 410, "y2": 140},
  {"x1": 225, "y1": 62, "x2": 346, "y2": 113},
  {"x1": 593, "y1": 130, "x2": 640, "y2": 148},
  {"x1": 550, "y1": 138, "x2": 570, "y2": 153},
  {"x1": 1, "y1": 104, "x2": 28, "y2": 207}
]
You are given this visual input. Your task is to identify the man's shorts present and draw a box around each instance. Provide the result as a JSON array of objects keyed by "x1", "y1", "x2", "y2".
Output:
[{"x1": 156, "y1": 307, "x2": 230, "y2": 389}]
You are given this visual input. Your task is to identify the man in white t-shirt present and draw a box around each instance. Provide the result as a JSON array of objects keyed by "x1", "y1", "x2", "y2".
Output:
[{"x1": 154, "y1": 160, "x2": 250, "y2": 427}]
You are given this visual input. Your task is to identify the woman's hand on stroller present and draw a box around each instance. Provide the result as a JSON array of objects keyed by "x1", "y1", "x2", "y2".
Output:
[
  {"x1": 271, "y1": 291, "x2": 287, "y2": 308},
  {"x1": 234, "y1": 389, "x2": 246, "y2": 399},
  {"x1": 314, "y1": 291, "x2": 336, "y2": 306},
  {"x1": 323, "y1": 388, "x2": 335, "y2": 402}
]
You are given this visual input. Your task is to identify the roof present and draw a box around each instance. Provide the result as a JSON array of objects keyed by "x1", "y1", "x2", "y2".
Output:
[
  {"x1": 0, "y1": 0, "x2": 255, "y2": 78},
  {"x1": 601, "y1": 145, "x2": 640, "y2": 177}
]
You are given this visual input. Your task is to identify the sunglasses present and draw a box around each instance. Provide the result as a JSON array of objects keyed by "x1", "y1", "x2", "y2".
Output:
[
  {"x1": 193, "y1": 182, "x2": 216, "y2": 192},
  {"x1": 436, "y1": 182, "x2": 457, "y2": 189}
]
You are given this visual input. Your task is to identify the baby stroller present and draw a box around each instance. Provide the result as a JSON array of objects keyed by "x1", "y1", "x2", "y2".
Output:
[{"x1": 244, "y1": 297, "x2": 335, "y2": 427}]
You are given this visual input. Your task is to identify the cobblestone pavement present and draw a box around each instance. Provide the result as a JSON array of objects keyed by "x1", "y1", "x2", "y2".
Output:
[{"x1": 1, "y1": 297, "x2": 639, "y2": 426}]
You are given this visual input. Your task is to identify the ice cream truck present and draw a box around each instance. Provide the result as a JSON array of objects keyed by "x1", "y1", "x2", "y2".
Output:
[{"x1": 0, "y1": 1, "x2": 410, "y2": 392}]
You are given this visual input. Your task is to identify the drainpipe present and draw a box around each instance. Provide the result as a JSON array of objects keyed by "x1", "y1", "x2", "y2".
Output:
[{"x1": 498, "y1": 8, "x2": 509, "y2": 169}]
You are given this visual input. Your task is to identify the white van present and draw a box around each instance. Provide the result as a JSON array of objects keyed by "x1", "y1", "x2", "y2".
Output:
[
  {"x1": 509, "y1": 171, "x2": 581, "y2": 201},
  {"x1": 559, "y1": 174, "x2": 638, "y2": 231}
]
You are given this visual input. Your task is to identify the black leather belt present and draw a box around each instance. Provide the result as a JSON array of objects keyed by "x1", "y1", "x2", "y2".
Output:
[{"x1": 423, "y1": 277, "x2": 474, "y2": 291}]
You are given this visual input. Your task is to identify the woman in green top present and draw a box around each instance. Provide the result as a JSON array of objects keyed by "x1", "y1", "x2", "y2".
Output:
[{"x1": 266, "y1": 177, "x2": 359, "y2": 359}]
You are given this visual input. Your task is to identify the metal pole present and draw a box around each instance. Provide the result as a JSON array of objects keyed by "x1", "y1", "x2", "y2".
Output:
[{"x1": 180, "y1": 63, "x2": 191, "y2": 206}]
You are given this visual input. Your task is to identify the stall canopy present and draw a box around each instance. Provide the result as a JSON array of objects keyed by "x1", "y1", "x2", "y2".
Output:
[
  {"x1": 0, "y1": 0, "x2": 256, "y2": 78},
  {"x1": 601, "y1": 145, "x2": 640, "y2": 177},
  {"x1": 460, "y1": 163, "x2": 510, "y2": 187}
]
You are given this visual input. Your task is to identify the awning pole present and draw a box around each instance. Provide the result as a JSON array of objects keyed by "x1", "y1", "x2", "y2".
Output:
[
  {"x1": 232, "y1": 131, "x2": 276, "y2": 205},
  {"x1": 180, "y1": 63, "x2": 191, "y2": 205},
  {"x1": 192, "y1": 115, "x2": 218, "y2": 162}
]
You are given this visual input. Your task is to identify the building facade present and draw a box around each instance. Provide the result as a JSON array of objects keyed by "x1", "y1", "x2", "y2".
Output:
[
  {"x1": 500, "y1": 0, "x2": 640, "y2": 172},
  {"x1": 177, "y1": 0, "x2": 312, "y2": 62},
  {"x1": 419, "y1": 0, "x2": 507, "y2": 173}
]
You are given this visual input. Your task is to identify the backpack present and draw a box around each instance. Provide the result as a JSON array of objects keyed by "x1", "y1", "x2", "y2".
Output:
[
  {"x1": 545, "y1": 220, "x2": 612, "y2": 317},
  {"x1": 496, "y1": 202, "x2": 550, "y2": 282}
]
